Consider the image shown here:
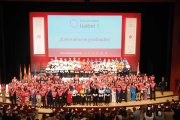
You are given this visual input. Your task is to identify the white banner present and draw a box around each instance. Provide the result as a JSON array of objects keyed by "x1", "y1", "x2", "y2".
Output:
[
  {"x1": 125, "y1": 18, "x2": 137, "y2": 54},
  {"x1": 33, "y1": 17, "x2": 45, "y2": 54}
]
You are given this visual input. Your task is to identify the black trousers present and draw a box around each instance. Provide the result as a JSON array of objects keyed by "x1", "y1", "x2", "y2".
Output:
[
  {"x1": 72, "y1": 96, "x2": 77, "y2": 104},
  {"x1": 81, "y1": 95, "x2": 86, "y2": 105},
  {"x1": 105, "y1": 94, "x2": 110, "y2": 104},
  {"x1": 151, "y1": 90, "x2": 156, "y2": 100},
  {"x1": 41, "y1": 96, "x2": 46, "y2": 107},
  {"x1": 58, "y1": 96, "x2": 63, "y2": 107},
  {"x1": 122, "y1": 90, "x2": 127, "y2": 101},
  {"x1": 76, "y1": 95, "x2": 81, "y2": 104},
  {"x1": 116, "y1": 92, "x2": 122, "y2": 103},
  {"x1": 99, "y1": 95, "x2": 104, "y2": 103},
  {"x1": 93, "y1": 96, "x2": 98, "y2": 106},
  {"x1": 86, "y1": 95, "x2": 91, "y2": 106}
]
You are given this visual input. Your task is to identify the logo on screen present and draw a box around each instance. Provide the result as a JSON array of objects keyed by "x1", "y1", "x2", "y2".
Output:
[{"x1": 70, "y1": 19, "x2": 78, "y2": 28}]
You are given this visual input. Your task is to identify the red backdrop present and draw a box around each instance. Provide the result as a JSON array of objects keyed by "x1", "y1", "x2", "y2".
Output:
[{"x1": 30, "y1": 12, "x2": 141, "y2": 72}]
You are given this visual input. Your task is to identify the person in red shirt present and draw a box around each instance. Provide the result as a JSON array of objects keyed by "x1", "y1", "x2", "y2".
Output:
[
  {"x1": 67, "y1": 89, "x2": 73, "y2": 106},
  {"x1": 74, "y1": 75, "x2": 79, "y2": 84},
  {"x1": 25, "y1": 89, "x2": 30, "y2": 106},
  {"x1": 20, "y1": 89, "x2": 26, "y2": 105}
]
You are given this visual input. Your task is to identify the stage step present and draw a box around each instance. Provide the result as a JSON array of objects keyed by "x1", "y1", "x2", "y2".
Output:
[{"x1": 148, "y1": 91, "x2": 174, "y2": 99}]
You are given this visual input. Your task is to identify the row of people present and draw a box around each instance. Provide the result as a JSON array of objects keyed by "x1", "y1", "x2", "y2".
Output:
[
  {"x1": 45, "y1": 57, "x2": 130, "y2": 77},
  {"x1": 6, "y1": 73, "x2": 156, "y2": 108}
]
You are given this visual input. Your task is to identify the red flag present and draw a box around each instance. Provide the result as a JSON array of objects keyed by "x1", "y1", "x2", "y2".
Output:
[
  {"x1": 24, "y1": 64, "x2": 27, "y2": 80},
  {"x1": 28, "y1": 64, "x2": 31, "y2": 81},
  {"x1": 137, "y1": 62, "x2": 140, "y2": 75},
  {"x1": 20, "y1": 64, "x2": 22, "y2": 81}
]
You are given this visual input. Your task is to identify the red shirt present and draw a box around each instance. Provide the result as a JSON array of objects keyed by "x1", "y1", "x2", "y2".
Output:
[{"x1": 52, "y1": 91, "x2": 57, "y2": 97}]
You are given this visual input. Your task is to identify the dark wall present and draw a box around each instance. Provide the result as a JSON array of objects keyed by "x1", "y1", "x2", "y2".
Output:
[
  {"x1": 170, "y1": 1, "x2": 180, "y2": 93},
  {"x1": 0, "y1": 2, "x2": 173, "y2": 87}
]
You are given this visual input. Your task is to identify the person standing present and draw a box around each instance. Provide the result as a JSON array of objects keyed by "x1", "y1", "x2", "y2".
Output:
[
  {"x1": 121, "y1": 83, "x2": 127, "y2": 102},
  {"x1": 111, "y1": 86, "x2": 116, "y2": 103},
  {"x1": 143, "y1": 83, "x2": 148, "y2": 100},
  {"x1": 57, "y1": 88, "x2": 63, "y2": 107},
  {"x1": 9, "y1": 87, "x2": 16, "y2": 104},
  {"x1": 98, "y1": 86, "x2": 104, "y2": 105},
  {"x1": 80, "y1": 87, "x2": 86, "y2": 105},
  {"x1": 116, "y1": 85, "x2": 122, "y2": 103},
  {"x1": 40, "y1": 88, "x2": 46, "y2": 108},
  {"x1": 20, "y1": 89, "x2": 26, "y2": 105},
  {"x1": 47, "y1": 88, "x2": 53, "y2": 108},
  {"x1": 36, "y1": 91, "x2": 41, "y2": 108},
  {"x1": 150, "y1": 80, "x2": 156, "y2": 100},
  {"x1": 136, "y1": 84, "x2": 141, "y2": 101},
  {"x1": 92, "y1": 86, "x2": 99, "y2": 106},
  {"x1": 130, "y1": 83, "x2": 136, "y2": 101},
  {"x1": 25, "y1": 89, "x2": 30, "y2": 106},
  {"x1": 72, "y1": 87, "x2": 78, "y2": 105},
  {"x1": 104, "y1": 86, "x2": 111, "y2": 105},
  {"x1": 62, "y1": 87, "x2": 68, "y2": 106},
  {"x1": 158, "y1": 77, "x2": 167, "y2": 95},
  {"x1": 31, "y1": 89, "x2": 37, "y2": 107},
  {"x1": 67, "y1": 89, "x2": 73, "y2": 106},
  {"x1": 126, "y1": 84, "x2": 131, "y2": 102},
  {"x1": 52, "y1": 88, "x2": 58, "y2": 108},
  {"x1": 86, "y1": 87, "x2": 92, "y2": 106}
]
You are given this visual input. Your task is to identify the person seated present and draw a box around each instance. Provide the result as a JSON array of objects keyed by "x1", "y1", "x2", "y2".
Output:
[{"x1": 144, "y1": 107, "x2": 154, "y2": 120}]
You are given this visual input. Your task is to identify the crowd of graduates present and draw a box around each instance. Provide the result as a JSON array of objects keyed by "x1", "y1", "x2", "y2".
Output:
[
  {"x1": 3, "y1": 71, "x2": 157, "y2": 109},
  {"x1": 1, "y1": 58, "x2": 180, "y2": 120}
]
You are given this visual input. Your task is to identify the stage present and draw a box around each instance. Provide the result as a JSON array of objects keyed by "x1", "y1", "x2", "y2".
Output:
[{"x1": 0, "y1": 91, "x2": 179, "y2": 119}]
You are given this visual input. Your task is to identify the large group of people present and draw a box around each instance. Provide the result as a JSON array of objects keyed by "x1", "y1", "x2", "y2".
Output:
[
  {"x1": 3, "y1": 71, "x2": 157, "y2": 108},
  {"x1": 0, "y1": 104, "x2": 38, "y2": 120},
  {"x1": 45, "y1": 57, "x2": 131, "y2": 77},
  {"x1": 1, "y1": 57, "x2": 180, "y2": 120}
]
